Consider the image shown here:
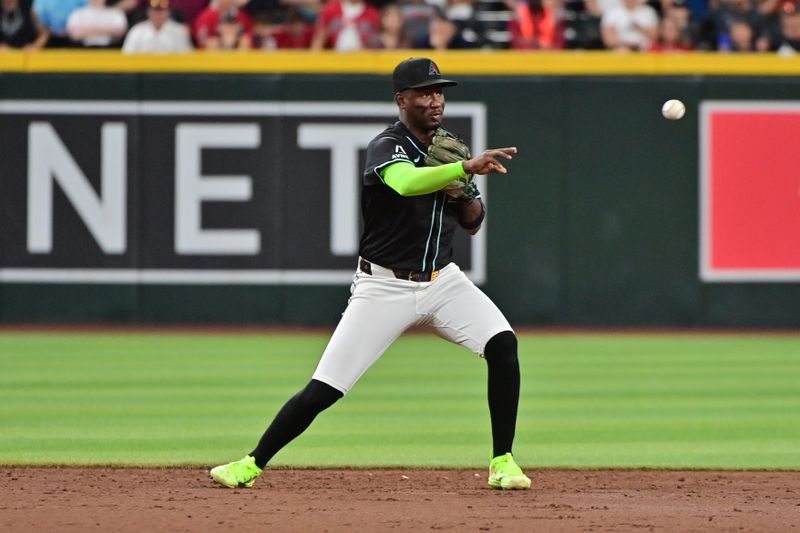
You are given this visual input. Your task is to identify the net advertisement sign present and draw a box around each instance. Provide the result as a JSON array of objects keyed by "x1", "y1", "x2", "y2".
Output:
[
  {"x1": 0, "y1": 101, "x2": 487, "y2": 285},
  {"x1": 700, "y1": 101, "x2": 800, "y2": 282}
]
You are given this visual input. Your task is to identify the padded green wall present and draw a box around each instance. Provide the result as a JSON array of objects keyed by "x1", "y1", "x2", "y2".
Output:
[{"x1": 2, "y1": 72, "x2": 799, "y2": 327}]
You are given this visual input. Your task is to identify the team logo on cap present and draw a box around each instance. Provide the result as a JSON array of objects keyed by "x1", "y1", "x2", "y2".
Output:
[{"x1": 428, "y1": 61, "x2": 441, "y2": 76}]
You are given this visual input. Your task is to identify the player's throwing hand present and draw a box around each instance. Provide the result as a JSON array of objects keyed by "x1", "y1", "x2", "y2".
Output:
[{"x1": 463, "y1": 147, "x2": 518, "y2": 175}]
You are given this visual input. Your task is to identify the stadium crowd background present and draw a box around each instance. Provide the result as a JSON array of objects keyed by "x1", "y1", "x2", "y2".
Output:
[{"x1": 1, "y1": 0, "x2": 799, "y2": 56}]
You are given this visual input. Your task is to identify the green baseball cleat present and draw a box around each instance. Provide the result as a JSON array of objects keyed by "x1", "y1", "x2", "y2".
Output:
[
  {"x1": 488, "y1": 453, "x2": 532, "y2": 490},
  {"x1": 210, "y1": 455, "x2": 262, "y2": 488}
]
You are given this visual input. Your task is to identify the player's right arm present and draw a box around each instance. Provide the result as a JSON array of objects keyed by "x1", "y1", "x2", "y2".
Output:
[
  {"x1": 365, "y1": 134, "x2": 467, "y2": 196},
  {"x1": 381, "y1": 162, "x2": 466, "y2": 196},
  {"x1": 365, "y1": 134, "x2": 515, "y2": 196},
  {"x1": 375, "y1": 148, "x2": 516, "y2": 196}
]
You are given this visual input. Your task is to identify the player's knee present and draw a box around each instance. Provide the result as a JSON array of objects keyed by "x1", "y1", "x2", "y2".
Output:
[
  {"x1": 484, "y1": 331, "x2": 518, "y2": 366},
  {"x1": 296, "y1": 379, "x2": 343, "y2": 412}
]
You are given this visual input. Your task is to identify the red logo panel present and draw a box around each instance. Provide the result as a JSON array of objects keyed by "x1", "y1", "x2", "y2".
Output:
[{"x1": 700, "y1": 102, "x2": 800, "y2": 282}]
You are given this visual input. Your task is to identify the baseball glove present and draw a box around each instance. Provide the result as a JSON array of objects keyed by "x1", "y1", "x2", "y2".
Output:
[{"x1": 425, "y1": 127, "x2": 476, "y2": 200}]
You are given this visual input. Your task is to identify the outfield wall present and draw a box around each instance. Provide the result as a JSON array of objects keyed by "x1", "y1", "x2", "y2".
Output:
[{"x1": 1, "y1": 51, "x2": 799, "y2": 327}]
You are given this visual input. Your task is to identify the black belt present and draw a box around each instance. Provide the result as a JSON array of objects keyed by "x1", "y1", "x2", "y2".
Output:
[{"x1": 359, "y1": 258, "x2": 440, "y2": 282}]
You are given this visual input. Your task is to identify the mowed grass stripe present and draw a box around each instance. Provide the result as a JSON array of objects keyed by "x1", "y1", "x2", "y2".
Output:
[{"x1": 0, "y1": 333, "x2": 798, "y2": 468}]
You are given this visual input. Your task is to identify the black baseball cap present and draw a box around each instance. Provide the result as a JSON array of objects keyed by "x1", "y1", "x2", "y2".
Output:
[{"x1": 392, "y1": 57, "x2": 458, "y2": 94}]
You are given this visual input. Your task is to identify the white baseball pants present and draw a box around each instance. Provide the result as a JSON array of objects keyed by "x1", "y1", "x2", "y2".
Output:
[{"x1": 311, "y1": 261, "x2": 512, "y2": 394}]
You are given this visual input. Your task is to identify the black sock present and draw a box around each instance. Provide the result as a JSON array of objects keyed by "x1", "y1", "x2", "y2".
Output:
[
  {"x1": 484, "y1": 331, "x2": 520, "y2": 458},
  {"x1": 250, "y1": 379, "x2": 342, "y2": 469}
]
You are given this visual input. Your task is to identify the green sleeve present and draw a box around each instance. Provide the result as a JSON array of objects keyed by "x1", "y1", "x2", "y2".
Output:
[{"x1": 381, "y1": 161, "x2": 467, "y2": 196}]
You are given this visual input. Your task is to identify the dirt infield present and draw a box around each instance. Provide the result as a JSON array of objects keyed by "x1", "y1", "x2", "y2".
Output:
[{"x1": 1, "y1": 468, "x2": 798, "y2": 532}]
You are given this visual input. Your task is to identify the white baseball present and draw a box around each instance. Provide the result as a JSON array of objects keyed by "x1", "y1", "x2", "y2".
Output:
[{"x1": 662, "y1": 99, "x2": 686, "y2": 120}]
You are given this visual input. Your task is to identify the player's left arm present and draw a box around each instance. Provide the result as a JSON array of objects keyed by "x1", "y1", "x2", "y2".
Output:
[{"x1": 456, "y1": 195, "x2": 485, "y2": 235}]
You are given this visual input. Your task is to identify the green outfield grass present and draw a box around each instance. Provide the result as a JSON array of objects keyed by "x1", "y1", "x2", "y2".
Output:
[{"x1": 0, "y1": 332, "x2": 798, "y2": 469}]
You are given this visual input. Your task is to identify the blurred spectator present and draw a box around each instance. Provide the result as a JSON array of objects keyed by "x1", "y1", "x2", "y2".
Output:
[
  {"x1": 443, "y1": 0, "x2": 481, "y2": 45},
  {"x1": 755, "y1": 0, "x2": 793, "y2": 45},
  {"x1": 252, "y1": 6, "x2": 313, "y2": 47},
  {"x1": 649, "y1": 12, "x2": 693, "y2": 47},
  {"x1": 678, "y1": 0, "x2": 709, "y2": 21},
  {"x1": 216, "y1": 9, "x2": 251, "y2": 46},
  {"x1": 67, "y1": 0, "x2": 128, "y2": 47},
  {"x1": 445, "y1": 0, "x2": 475, "y2": 21},
  {"x1": 272, "y1": 7, "x2": 314, "y2": 46},
  {"x1": 601, "y1": 0, "x2": 659, "y2": 49},
  {"x1": 251, "y1": 10, "x2": 280, "y2": 48},
  {"x1": 109, "y1": 0, "x2": 139, "y2": 19},
  {"x1": 398, "y1": 0, "x2": 439, "y2": 44},
  {"x1": 727, "y1": 14, "x2": 759, "y2": 46},
  {"x1": 582, "y1": 0, "x2": 618, "y2": 51},
  {"x1": 664, "y1": 0, "x2": 692, "y2": 31},
  {"x1": 126, "y1": 0, "x2": 208, "y2": 27},
  {"x1": 776, "y1": 3, "x2": 800, "y2": 53},
  {"x1": 193, "y1": 0, "x2": 253, "y2": 48},
  {"x1": 139, "y1": 0, "x2": 209, "y2": 24},
  {"x1": 110, "y1": 0, "x2": 139, "y2": 10},
  {"x1": 506, "y1": 0, "x2": 564, "y2": 49},
  {"x1": 122, "y1": 0, "x2": 192, "y2": 52},
  {"x1": 310, "y1": 0, "x2": 380, "y2": 50},
  {"x1": 32, "y1": 0, "x2": 86, "y2": 47},
  {"x1": 246, "y1": 0, "x2": 321, "y2": 23},
  {"x1": 110, "y1": 0, "x2": 148, "y2": 28},
  {"x1": 1, "y1": 0, "x2": 50, "y2": 49},
  {"x1": 756, "y1": 0, "x2": 794, "y2": 14},
  {"x1": 243, "y1": 0, "x2": 280, "y2": 17},
  {"x1": 415, "y1": 10, "x2": 471, "y2": 47},
  {"x1": 585, "y1": 0, "x2": 622, "y2": 17},
  {"x1": 377, "y1": 3, "x2": 411, "y2": 47},
  {"x1": 699, "y1": 0, "x2": 768, "y2": 49}
]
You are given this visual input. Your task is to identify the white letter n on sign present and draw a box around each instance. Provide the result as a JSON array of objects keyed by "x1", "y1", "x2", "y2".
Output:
[{"x1": 27, "y1": 122, "x2": 127, "y2": 254}]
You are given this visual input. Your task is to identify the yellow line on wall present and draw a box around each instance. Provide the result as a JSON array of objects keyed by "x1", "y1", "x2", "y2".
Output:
[
  {"x1": 1, "y1": 50, "x2": 800, "y2": 75},
  {"x1": 0, "y1": 53, "x2": 26, "y2": 71}
]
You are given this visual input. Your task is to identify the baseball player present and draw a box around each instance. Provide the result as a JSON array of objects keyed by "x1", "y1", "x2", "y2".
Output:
[{"x1": 211, "y1": 57, "x2": 530, "y2": 491}]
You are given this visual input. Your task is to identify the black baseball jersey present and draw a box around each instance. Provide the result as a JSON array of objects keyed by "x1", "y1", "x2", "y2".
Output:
[{"x1": 359, "y1": 121, "x2": 472, "y2": 272}]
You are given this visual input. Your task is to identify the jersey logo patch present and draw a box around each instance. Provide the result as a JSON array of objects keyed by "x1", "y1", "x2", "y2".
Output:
[{"x1": 392, "y1": 144, "x2": 410, "y2": 160}]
